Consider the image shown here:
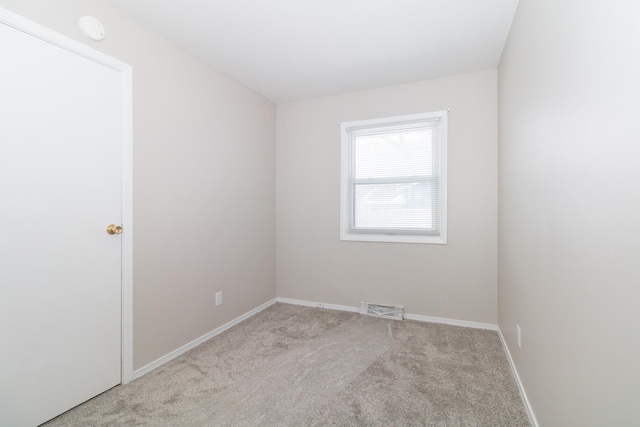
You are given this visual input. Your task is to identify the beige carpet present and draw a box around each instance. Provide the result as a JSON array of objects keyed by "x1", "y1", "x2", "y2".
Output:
[{"x1": 45, "y1": 303, "x2": 530, "y2": 426}]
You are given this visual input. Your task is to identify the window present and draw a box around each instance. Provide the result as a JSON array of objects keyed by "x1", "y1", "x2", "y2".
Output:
[{"x1": 340, "y1": 111, "x2": 447, "y2": 244}]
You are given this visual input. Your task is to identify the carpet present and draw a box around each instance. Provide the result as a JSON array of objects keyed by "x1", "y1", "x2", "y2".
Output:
[{"x1": 44, "y1": 303, "x2": 530, "y2": 426}]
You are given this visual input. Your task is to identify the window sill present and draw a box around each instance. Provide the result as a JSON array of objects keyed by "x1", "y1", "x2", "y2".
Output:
[{"x1": 340, "y1": 231, "x2": 447, "y2": 244}]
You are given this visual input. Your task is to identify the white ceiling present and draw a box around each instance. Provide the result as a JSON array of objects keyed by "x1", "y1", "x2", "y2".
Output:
[{"x1": 111, "y1": 0, "x2": 520, "y2": 103}]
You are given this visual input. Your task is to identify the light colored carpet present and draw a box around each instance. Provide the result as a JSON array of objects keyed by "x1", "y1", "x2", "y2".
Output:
[{"x1": 45, "y1": 303, "x2": 530, "y2": 426}]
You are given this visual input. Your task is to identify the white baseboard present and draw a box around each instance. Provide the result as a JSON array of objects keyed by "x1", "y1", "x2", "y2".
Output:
[
  {"x1": 404, "y1": 313, "x2": 497, "y2": 330},
  {"x1": 132, "y1": 298, "x2": 278, "y2": 380},
  {"x1": 497, "y1": 328, "x2": 539, "y2": 427},
  {"x1": 277, "y1": 297, "x2": 497, "y2": 330},
  {"x1": 276, "y1": 297, "x2": 360, "y2": 313}
]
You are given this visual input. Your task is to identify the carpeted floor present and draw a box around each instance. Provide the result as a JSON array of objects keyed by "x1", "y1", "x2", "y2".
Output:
[{"x1": 45, "y1": 303, "x2": 530, "y2": 426}]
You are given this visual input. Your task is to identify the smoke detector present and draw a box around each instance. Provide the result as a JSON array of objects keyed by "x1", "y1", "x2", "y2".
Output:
[{"x1": 79, "y1": 16, "x2": 105, "y2": 41}]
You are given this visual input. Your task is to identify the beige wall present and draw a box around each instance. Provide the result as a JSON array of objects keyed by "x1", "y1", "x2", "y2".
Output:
[
  {"x1": 0, "y1": 0, "x2": 277, "y2": 370},
  {"x1": 498, "y1": 0, "x2": 640, "y2": 425},
  {"x1": 277, "y1": 71, "x2": 498, "y2": 323}
]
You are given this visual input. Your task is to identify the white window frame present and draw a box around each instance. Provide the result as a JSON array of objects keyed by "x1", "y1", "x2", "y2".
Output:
[{"x1": 340, "y1": 111, "x2": 447, "y2": 244}]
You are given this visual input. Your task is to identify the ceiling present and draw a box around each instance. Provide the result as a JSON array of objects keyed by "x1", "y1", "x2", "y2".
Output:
[{"x1": 111, "y1": 0, "x2": 520, "y2": 103}]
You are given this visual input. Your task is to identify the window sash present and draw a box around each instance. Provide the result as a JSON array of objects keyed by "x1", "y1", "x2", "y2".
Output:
[
  {"x1": 347, "y1": 124, "x2": 441, "y2": 236},
  {"x1": 348, "y1": 176, "x2": 441, "y2": 235},
  {"x1": 339, "y1": 110, "x2": 447, "y2": 244}
]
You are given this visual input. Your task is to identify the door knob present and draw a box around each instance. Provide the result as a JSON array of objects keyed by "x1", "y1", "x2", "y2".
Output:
[{"x1": 106, "y1": 224, "x2": 123, "y2": 235}]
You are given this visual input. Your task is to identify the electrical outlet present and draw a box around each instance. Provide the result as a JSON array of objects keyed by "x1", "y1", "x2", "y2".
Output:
[
  {"x1": 215, "y1": 291, "x2": 222, "y2": 307},
  {"x1": 516, "y1": 324, "x2": 521, "y2": 348}
]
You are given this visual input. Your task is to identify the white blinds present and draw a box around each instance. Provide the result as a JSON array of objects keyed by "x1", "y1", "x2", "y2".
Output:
[{"x1": 347, "y1": 118, "x2": 441, "y2": 235}]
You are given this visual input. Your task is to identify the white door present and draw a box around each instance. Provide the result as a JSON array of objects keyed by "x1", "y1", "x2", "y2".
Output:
[{"x1": 0, "y1": 19, "x2": 125, "y2": 427}]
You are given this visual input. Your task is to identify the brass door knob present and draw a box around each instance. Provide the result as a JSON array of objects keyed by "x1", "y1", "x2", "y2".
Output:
[{"x1": 106, "y1": 224, "x2": 123, "y2": 235}]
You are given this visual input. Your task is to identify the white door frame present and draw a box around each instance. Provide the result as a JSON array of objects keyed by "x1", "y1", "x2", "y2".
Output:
[{"x1": 0, "y1": 7, "x2": 134, "y2": 384}]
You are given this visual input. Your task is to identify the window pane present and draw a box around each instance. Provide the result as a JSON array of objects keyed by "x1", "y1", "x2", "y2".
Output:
[
  {"x1": 354, "y1": 128, "x2": 433, "y2": 179},
  {"x1": 353, "y1": 182, "x2": 434, "y2": 229}
]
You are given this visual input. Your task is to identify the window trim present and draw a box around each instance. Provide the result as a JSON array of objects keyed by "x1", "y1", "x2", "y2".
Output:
[{"x1": 340, "y1": 111, "x2": 448, "y2": 244}]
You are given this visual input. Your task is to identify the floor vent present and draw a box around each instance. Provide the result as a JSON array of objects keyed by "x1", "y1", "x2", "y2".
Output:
[{"x1": 359, "y1": 302, "x2": 404, "y2": 320}]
